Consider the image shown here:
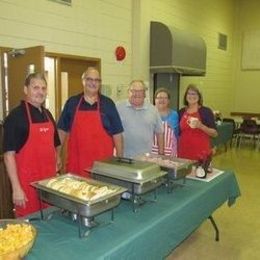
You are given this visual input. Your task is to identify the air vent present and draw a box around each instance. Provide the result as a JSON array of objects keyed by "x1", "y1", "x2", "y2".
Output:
[
  {"x1": 150, "y1": 21, "x2": 207, "y2": 76},
  {"x1": 218, "y1": 33, "x2": 227, "y2": 51}
]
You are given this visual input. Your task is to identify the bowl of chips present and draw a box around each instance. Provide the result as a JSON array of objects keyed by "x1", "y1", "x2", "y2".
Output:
[{"x1": 0, "y1": 219, "x2": 37, "y2": 260}]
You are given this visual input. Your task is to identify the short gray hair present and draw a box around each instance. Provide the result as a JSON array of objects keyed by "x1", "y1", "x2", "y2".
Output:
[
  {"x1": 129, "y1": 80, "x2": 148, "y2": 91},
  {"x1": 24, "y1": 72, "x2": 47, "y2": 87},
  {"x1": 81, "y1": 67, "x2": 100, "y2": 80}
]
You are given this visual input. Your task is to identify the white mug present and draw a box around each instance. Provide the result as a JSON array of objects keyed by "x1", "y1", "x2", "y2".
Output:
[
  {"x1": 196, "y1": 166, "x2": 206, "y2": 178},
  {"x1": 187, "y1": 117, "x2": 198, "y2": 128}
]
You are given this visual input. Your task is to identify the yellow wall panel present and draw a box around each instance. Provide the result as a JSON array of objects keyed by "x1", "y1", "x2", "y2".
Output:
[
  {"x1": 0, "y1": 0, "x2": 132, "y2": 100},
  {"x1": 232, "y1": 0, "x2": 260, "y2": 113},
  {"x1": 0, "y1": 0, "x2": 259, "y2": 114},
  {"x1": 145, "y1": 0, "x2": 236, "y2": 115}
]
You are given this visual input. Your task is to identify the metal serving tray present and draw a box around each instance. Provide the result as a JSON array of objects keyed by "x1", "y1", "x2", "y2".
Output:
[
  {"x1": 93, "y1": 174, "x2": 165, "y2": 195},
  {"x1": 136, "y1": 154, "x2": 196, "y2": 179},
  {"x1": 91, "y1": 157, "x2": 167, "y2": 195},
  {"x1": 31, "y1": 174, "x2": 127, "y2": 218}
]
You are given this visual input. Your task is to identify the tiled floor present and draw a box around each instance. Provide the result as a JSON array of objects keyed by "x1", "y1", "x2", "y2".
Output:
[{"x1": 167, "y1": 147, "x2": 260, "y2": 260}]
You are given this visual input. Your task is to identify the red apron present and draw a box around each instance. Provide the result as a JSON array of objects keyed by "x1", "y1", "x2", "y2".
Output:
[
  {"x1": 178, "y1": 111, "x2": 211, "y2": 161},
  {"x1": 152, "y1": 121, "x2": 177, "y2": 156},
  {"x1": 66, "y1": 97, "x2": 114, "y2": 177},
  {"x1": 15, "y1": 102, "x2": 56, "y2": 217}
]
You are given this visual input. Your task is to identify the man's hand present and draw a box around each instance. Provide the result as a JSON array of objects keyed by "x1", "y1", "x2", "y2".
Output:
[
  {"x1": 56, "y1": 154, "x2": 62, "y2": 173},
  {"x1": 13, "y1": 187, "x2": 28, "y2": 208}
]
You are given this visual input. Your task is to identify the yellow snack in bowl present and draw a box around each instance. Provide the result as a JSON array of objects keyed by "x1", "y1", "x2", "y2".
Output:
[{"x1": 0, "y1": 221, "x2": 36, "y2": 260}]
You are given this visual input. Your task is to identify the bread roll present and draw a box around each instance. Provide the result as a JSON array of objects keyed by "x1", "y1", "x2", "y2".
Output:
[{"x1": 44, "y1": 177, "x2": 114, "y2": 201}]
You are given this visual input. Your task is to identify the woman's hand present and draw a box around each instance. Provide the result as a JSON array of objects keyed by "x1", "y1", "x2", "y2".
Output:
[
  {"x1": 197, "y1": 121, "x2": 218, "y2": 137},
  {"x1": 191, "y1": 119, "x2": 202, "y2": 129}
]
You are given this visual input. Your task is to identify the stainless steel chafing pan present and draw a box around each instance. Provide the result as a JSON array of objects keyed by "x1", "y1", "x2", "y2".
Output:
[
  {"x1": 136, "y1": 154, "x2": 196, "y2": 180},
  {"x1": 31, "y1": 173, "x2": 127, "y2": 218},
  {"x1": 91, "y1": 157, "x2": 167, "y2": 195}
]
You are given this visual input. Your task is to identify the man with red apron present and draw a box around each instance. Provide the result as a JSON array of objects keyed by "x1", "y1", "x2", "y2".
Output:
[
  {"x1": 15, "y1": 102, "x2": 56, "y2": 216},
  {"x1": 58, "y1": 67, "x2": 123, "y2": 177},
  {"x1": 3, "y1": 73, "x2": 60, "y2": 217},
  {"x1": 178, "y1": 112, "x2": 212, "y2": 161},
  {"x1": 66, "y1": 97, "x2": 114, "y2": 177}
]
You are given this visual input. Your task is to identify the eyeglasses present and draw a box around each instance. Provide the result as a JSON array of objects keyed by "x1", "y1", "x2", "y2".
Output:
[
  {"x1": 84, "y1": 77, "x2": 101, "y2": 83},
  {"x1": 129, "y1": 89, "x2": 145, "y2": 93},
  {"x1": 156, "y1": 97, "x2": 168, "y2": 100},
  {"x1": 187, "y1": 92, "x2": 198, "y2": 96}
]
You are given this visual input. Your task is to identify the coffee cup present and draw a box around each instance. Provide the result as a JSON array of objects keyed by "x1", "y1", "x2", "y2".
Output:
[
  {"x1": 187, "y1": 117, "x2": 198, "y2": 128},
  {"x1": 195, "y1": 166, "x2": 206, "y2": 178}
]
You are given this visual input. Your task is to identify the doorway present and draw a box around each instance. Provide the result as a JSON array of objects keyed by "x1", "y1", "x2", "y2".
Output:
[
  {"x1": 58, "y1": 56, "x2": 100, "y2": 113},
  {"x1": 0, "y1": 46, "x2": 101, "y2": 119},
  {"x1": 153, "y1": 73, "x2": 180, "y2": 110},
  {"x1": 44, "y1": 54, "x2": 100, "y2": 118}
]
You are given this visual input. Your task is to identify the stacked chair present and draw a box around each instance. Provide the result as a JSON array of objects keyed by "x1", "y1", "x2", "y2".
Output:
[
  {"x1": 222, "y1": 118, "x2": 241, "y2": 148},
  {"x1": 238, "y1": 118, "x2": 260, "y2": 149}
]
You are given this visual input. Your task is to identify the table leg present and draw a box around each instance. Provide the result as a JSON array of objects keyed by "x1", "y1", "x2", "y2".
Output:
[{"x1": 208, "y1": 215, "x2": 219, "y2": 241}]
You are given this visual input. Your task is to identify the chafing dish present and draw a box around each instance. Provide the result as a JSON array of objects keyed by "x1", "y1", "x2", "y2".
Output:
[
  {"x1": 136, "y1": 154, "x2": 196, "y2": 180},
  {"x1": 31, "y1": 174, "x2": 126, "y2": 237},
  {"x1": 91, "y1": 157, "x2": 167, "y2": 211}
]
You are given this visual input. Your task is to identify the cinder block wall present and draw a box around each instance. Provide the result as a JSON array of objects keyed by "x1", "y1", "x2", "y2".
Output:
[{"x1": 0, "y1": 0, "x2": 133, "y2": 100}]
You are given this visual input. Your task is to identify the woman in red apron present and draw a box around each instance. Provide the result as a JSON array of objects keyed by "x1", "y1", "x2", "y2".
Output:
[{"x1": 178, "y1": 84, "x2": 217, "y2": 161}]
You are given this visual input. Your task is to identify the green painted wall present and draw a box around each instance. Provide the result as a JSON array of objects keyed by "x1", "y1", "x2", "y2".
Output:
[
  {"x1": 232, "y1": 0, "x2": 260, "y2": 113},
  {"x1": 0, "y1": 0, "x2": 258, "y2": 115},
  {"x1": 132, "y1": 0, "x2": 236, "y2": 115}
]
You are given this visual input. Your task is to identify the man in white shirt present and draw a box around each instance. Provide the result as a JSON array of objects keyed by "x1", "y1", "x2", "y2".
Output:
[{"x1": 116, "y1": 80, "x2": 164, "y2": 158}]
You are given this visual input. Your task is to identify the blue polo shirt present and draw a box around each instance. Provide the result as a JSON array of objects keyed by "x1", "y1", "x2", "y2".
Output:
[{"x1": 57, "y1": 93, "x2": 123, "y2": 136}]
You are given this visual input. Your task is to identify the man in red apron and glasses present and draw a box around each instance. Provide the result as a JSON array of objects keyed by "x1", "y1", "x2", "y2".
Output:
[
  {"x1": 3, "y1": 73, "x2": 61, "y2": 217},
  {"x1": 57, "y1": 67, "x2": 123, "y2": 177}
]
